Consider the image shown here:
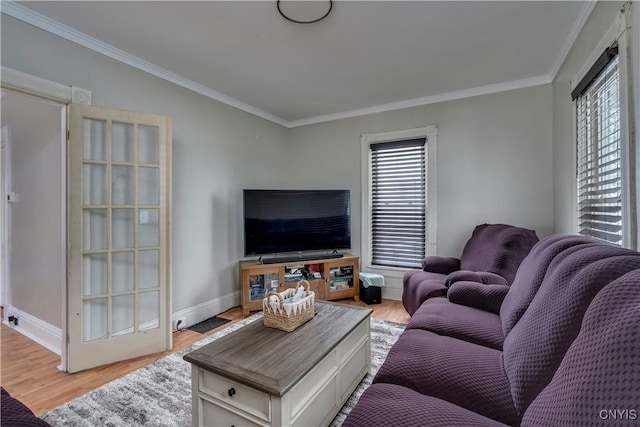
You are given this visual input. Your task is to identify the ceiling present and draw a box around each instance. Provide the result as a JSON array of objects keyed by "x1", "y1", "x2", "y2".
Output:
[{"x1": 7, "y1": 1, "x2": 592, "y2": 127}]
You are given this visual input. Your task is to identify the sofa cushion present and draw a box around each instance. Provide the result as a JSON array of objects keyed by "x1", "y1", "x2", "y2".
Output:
[
  {"x1": 402, "y1": 271, "x2": 447, "y2": 316},
  {"x1": 445, "y1": 270, "x2": 508, "y2": 287},
  {"x1": 447, "y1": 281, "x2": 509, "y2": 314},
  {"x1": 500, "y1": 234, "x2": 593, "y2": 337},
  {"x1": 373, "y1": 329, "x2": 517, "y2": 425},
  {"x1": 503, "y1": 246, "x2": 640, "y2": 416},
  {"x1": 342, "y1": 383, "x2": 507, "y2": 427},
  {"x1": 407, "y1": 297, "x2": 504, "y2": 350},
  {"x1": 421, "y1": 256, "x2": 461, "y2": 274},
  {"x1": 521, "y1": 269, "x2": 640, "y2": 426},
  {"x1": 459, "y1": 223, "x2": 538, "y2": 285}
]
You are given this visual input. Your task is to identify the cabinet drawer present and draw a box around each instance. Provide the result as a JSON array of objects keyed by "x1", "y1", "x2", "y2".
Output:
[
  {"x1": 291, "y1": 374, "x2": 339, "y2": 427},
  {"x1": 199, "y1": 369, "x2": 271, "y2": 422},
  {"x1": 289, "y1": 348, "x2": 338, "y2": 417},
  {"x1": 200, "y1": 396, "x2": 267, "y2": 427},
  {"x1": 341, "y1": 339, "x2": 369, "y2": 399},
  {"x1": 339, "y1": 320, "x2": 369, "y2": 364}
]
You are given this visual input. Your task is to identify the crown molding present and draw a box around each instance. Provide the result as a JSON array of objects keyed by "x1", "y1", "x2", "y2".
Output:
[
  {"x1": 549, "y1": 1, "x2": 598, "y2": 81},
  {"x1": 1, "y1": 1, "x2": 288, "y2": 127},
  {"x1": 3, "y1": 1, "x2": 568, "y2": 130},
  {"x1": 286, "y1": 74, "x2": 552, "y2": 128}
]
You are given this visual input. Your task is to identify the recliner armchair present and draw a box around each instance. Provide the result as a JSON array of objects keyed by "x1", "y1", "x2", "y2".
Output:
[{"x1": 402, "y1": 223, "x2": 539, "y2": 316}]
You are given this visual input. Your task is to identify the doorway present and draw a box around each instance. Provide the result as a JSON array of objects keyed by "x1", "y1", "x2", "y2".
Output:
[{"x1": 0, "y1": 89, "x2": 66, "y2": 357}]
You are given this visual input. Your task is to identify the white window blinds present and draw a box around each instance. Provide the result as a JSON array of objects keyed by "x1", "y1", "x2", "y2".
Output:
[
  {"x1": 370, "y1": 138, "x2": 426, "y2": 268},
  {"x1": 575, "y1": 55, "x2": 622, "y2": 245}
]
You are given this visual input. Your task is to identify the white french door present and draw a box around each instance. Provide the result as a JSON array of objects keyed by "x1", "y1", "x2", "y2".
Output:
[{"x1": 67, "y1": 104, "x2": 172, "y2": 373}]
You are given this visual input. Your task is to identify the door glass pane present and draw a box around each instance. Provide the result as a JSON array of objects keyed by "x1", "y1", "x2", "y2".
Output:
[
  {"x1": 112, "y1": 122, "x2": 134, "y2": 162},
  {"x1": 112, "y1": 294, "x2": 134, "y2": 336},
  {"x1": 139, "y1": 250, "x2": 159, "y2": 289},
  {"x1": 112, "y1": 166, "x2": 135, "y2": 205},
  {"x1": 83, "y1": 253, "x2": 107, "y2": 296},
  {"x1": 139, "y1": 167, "x2": 159, "y2": 206},
  {"x1": 139, "y1": 209, "x2": 159, "y2": 247},
  {"x1": 112, "y1": 209, "x2": 134, "y2": 249},
  {"x1": 83, "y1": 298, "x2": 107, "y2": 342},
  {"x1": 83, "y1": 164, "x2": 106, "y2": 205},
  {"x1": 139, "y1": 125, "x2": 159, "y2": 165},
  {"x1": 83, "y1": 209, "x2": 107, "y2": 250},
  {"x1": 83, "y1": 119, "x2": 106, "y2": 161},
  {"x1": 112, "y1": 252, "x2": 134, "y2": 292},
  {"x1": 138, "y1": 291, "x2": 159, "y2": 331}
]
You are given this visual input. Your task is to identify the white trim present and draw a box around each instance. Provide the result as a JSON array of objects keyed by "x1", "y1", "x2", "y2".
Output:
[
  {"x1": 289, "y1": 75, "x2": 551, "y2": 128},
  {"x1": 381, "y1": 284, "x2": 402, "y2": 302},
  {"x1": 2, "y1": 291, "x2": 249, "y2": 357},
  {"x1": 1, "y1": 2, "x2": 286, "y2": 127},
  {"x1": 172, "y1": 291, "x2": 240, "y2": 330},
  {"x1": 617, "y1": 4, "x2": 635, "y2": 249},
  {"x1": 3, "y1": 306, "x2": 62, "y2": 355},
  {"x1": 633, "y1": 0, "x2": 640, "y2": 249},
  {"x1": 1, "y1": 66, "x2": 71, "y2": 103},
  {"x1": 550, "y1": 1, "x2": 598, "y2": 80},
  {"x1": 3, "y1": 2, "x2": 564, "y2": 129},
  {"x1": 59, "y1": 106, "x2": 68, "y2": 372},
  {"x1": 0, "y1": 127, "x2": 7, "y2": 313},
  {"x1": 571, "y1": 10, "x2": 628, "y2": 91},
  {"x1": 1, "y1": 66, "x2": 92, "y2": 105},
  {"x1": 1, "y1": 126, "x2": 10, "y2": 327},
  {"x1": 360, "y1": 126, "x2": 437, "y2": 275},
  {"x1": 570, "y1": 6, "x2": 635, "y2": 248}
]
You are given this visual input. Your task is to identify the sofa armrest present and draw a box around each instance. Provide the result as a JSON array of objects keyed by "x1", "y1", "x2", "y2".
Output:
[
  {"x1": 445, "y1": 270, "x2": 508, "y2": 287},
  {"x1": 447, "y1": 281, "x2": 509, "y2": 314},
  {"x1": 422, "y1": 256, "x2": 460, "y2": 274}
]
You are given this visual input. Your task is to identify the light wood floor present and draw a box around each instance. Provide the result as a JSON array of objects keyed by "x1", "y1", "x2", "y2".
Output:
[{"x1": 1, "y1": 299, "x2": 409, "y2": 416}]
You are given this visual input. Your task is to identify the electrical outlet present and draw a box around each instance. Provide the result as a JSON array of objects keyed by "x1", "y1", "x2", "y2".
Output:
[{"x1": 173, "y1": 317, "x2": 187, "y2": 330}]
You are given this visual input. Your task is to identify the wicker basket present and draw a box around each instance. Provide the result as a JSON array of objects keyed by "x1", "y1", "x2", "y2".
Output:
[{"x1": 263, "y1": 280, "x2": 315, "y2": 332}]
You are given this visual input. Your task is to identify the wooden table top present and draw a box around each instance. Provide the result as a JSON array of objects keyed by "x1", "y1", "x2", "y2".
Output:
[{"x1": 183, "y1": 301, "x2": 372, "y2": 396}]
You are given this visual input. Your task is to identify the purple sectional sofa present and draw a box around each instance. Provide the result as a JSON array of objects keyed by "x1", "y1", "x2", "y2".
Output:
[
  {"x1": 344, "y1": 235, "x2": 640, "y2": 426},
  {"x1": 402, "y1": 223, "x2": 539, "y2": 316},
  {"x1": 1, "y1": 388, "x2": 51, "y2": 427}
]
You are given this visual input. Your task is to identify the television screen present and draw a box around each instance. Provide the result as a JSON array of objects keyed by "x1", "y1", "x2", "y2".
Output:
[{"x1": 243, "y1": 189, "x2": 351, "y2": 256}]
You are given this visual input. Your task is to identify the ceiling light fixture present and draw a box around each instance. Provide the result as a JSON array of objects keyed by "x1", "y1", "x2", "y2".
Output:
[{"x1": 277, "y1": 1, "x2": 332, "y2": 24}]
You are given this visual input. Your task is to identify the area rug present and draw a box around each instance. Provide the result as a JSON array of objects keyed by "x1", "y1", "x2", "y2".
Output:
[{"x1": 42, "y1": 314, "x2": 406, "y2": 426}]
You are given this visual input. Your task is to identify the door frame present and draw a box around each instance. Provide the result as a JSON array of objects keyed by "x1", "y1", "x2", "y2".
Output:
[
  {"x1": 1, "y1": 125, "x2": 8, "y2": 312},
  {"x1": 1, "y1": 66, "x2": 91, "y2": 372}
]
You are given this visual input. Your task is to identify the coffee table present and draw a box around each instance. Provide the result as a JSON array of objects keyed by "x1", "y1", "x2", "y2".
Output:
[{"x1": 183, "y1": 301, "x2": 372, "y2": 427}]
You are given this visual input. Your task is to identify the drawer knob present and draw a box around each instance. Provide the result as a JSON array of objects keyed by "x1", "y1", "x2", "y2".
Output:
[{"x1": 227, "y1": 387, "x2": 236, "y2": 397}]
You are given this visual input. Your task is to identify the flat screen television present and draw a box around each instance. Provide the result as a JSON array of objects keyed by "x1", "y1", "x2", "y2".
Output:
[{"x1": 243, "y1": 189, "x2": 351, "y2": 256}]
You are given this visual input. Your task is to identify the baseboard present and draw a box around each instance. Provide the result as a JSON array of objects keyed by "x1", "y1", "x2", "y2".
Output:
[
  {"x1": 3, "y1": 292, "x2": 241, "y2": 355},
  {"x1": 381, "y1": 286, "x2": 402, "y2": 301},
  {"x1": 172, "y1": 290, "x2": 240, "y2": 330},
  {"x1": 3, "y1": 305, "x2": 62, "y2": 355}
]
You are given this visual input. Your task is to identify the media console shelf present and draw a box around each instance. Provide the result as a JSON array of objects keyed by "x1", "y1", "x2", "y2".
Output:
[{"x1": 240, "y1": 254, "x2": 360, "y2": 317}]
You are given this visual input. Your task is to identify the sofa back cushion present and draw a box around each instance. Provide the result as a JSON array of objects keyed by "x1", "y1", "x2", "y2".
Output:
[
  {"x1": 502, "y1": 244, "x2": 640, "y2": 417},
  {"x1": 500, "y1": 235, "x2": 593, "y2": 337},
  {"x1": 459, "y1": 223, "x2": 539, "y2": 285},
  {"x1": 521, "y1": 269, "x2": 640, "y2": 425}
]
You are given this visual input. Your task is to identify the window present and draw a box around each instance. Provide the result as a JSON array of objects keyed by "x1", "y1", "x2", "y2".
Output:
[
  {"x1": 361, "y1": 126, "x2": 437, "y2": 271},
  {"x1": 574, "y1": 51, "x2": 623, "y2": 245}
]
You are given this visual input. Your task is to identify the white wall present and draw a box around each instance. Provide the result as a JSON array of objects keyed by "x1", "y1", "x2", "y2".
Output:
[
  {"x1": 1, "y1": 92, "x2": 64, "y2": 327},
  {"x1": 2, "y1": 12, "x2": 556, "y2": 316},
  {"x1": 552, "y1": 2, "x2": 622, "y2": 235},
  {"x1": 1, "y1": 15, "x2": 290, "y2": 317},
  {"x1": 287, "y1": 85, "x2": 555, "y2": 260}
]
